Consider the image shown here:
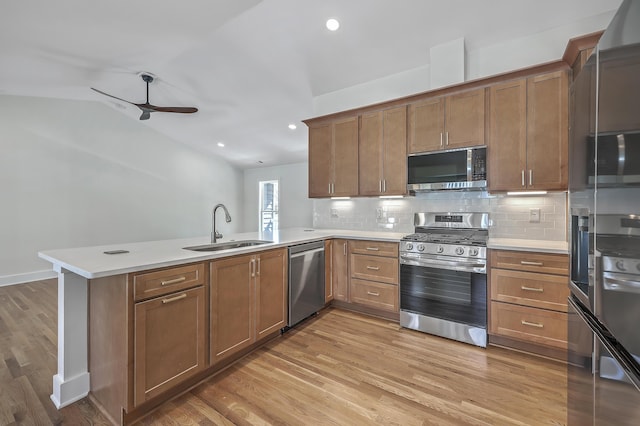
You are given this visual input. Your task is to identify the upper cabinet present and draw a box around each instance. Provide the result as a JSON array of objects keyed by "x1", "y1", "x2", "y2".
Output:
[
  {"x1": 359, "y1": 106, "x2": 407, "y2": 196},
  {"x1": 308, "y1": 116, "x2": 359, "y2": 198},
  {"x1": 408, "y1": 88, "x2": 485, "y2": 154},
  {"x1": 488, "y1": 70, "x2": 568, "y2": 192}
]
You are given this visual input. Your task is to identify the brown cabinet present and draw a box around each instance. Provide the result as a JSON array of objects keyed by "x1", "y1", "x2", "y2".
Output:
[
  {"x1": 408, "y1": 88, "x2": 485, "y2": 154},
  {"x1": 88, "y1": 262, "x2": 208, "y2": 422},
  {"x1": 308, "y1": 116, "x2": 359, "y2": 198},
  {"x1": 489, "y1": 250, "x2": 569, "y2": 357},
  {"x1": 348, "y1": 240, "x2": 399, "y2": 315},
  {"x1": 133, "y1": 285, "x2": 206, "y2": 406},
  {"x1": 328, "y1": 239, "x2": 349, "y2": 302},
  {"x1": 210, "y1": 248, "x2": 287, "y2": 365},
  {"x1": 359, "y1": 106, "x2": 407, "y2": 196},
  {"x1": 488, "y1": 71, "x2": 568, "y2": 191},
  {"x1": 255, "y1": 249, "x2": 288, "y2": 339}
]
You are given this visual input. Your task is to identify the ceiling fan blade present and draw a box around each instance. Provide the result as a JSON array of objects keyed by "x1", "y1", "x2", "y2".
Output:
[
  {"x1": 90, "y1": 87, "x2": 136, "y2": 105},
  {"x1": 148, "y1": 106, "x2": 198, "y2": 114}
]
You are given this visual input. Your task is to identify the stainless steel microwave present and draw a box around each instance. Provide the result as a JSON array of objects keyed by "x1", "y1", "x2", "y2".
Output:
[{"x1": 407, "y1": 147, "x2": 487, "y2": 192}]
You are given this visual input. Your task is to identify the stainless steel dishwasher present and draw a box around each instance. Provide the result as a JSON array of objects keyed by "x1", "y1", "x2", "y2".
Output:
[{"x1": 288, "y1": 240, "x2": 325, "y2": 327}]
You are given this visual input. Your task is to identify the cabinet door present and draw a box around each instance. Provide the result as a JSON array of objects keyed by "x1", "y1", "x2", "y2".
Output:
[
  {"x1": 331, "y1": 239, "x2": 349, "y2": 302},
  {"x1": 133, "y1": 286, "x2": 206, "y2": 406},
  {"x1": 359, "y1": 111, "x2": 384, "y2": 196},
  {"x1": 255, "y1": 249, "x2": 287, "y2": 340},
  {"x1": 333, "y1": 116, "x2": 359, "y2": 196},
  {"x1": 382, "y1": 106, "x2": 407, "y2": 195},
  {"x1": 408, "y1": 97, "x2": 445, "y2": 153},
  {"x1": 445, "y1": 88, "x2": 486, "y2": 149},
  {"x1": 308, "y1": 123, "x2": 333, "y2": 197},
  {"x1": 488, "y1": 79, "x2": 527, "y2": 192},
  {"x1": 526, "y1": 71, "x2": 568, "y2": 190},
  {"x1": 324, "y1": 240, "x2": 334, "y2": 303},
  {"x1": 210, "y1": 255, "x2": 254, "y2": 364}
]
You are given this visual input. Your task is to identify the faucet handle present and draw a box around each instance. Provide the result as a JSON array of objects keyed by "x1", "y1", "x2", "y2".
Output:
[{"x1": 215, "y1": 231, "x2": 223, "y2": 239}]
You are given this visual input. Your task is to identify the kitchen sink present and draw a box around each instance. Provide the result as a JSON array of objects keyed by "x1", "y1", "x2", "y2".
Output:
[{"x1": 183, "y1": 240, "x2": 273, "y2": 252}]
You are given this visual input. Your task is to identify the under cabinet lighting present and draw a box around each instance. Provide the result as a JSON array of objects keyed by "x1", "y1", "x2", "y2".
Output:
[
  {"x1": 331, "y1": 196, "x2": 350, "y2": 200},
  {"x1": 506, "y1": 191, "x2": 548, "y2": 196},
  {"x1": 379, "y1": 195, "x2": 403, "y2": 199}
]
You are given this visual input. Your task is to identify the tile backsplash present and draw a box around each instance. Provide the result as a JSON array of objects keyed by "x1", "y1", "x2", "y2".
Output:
[{"x1": 313, "y1": 191, "x2": 567, "y2": 241}]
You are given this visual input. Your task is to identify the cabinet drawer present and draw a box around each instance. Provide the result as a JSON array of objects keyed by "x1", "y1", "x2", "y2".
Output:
[
  {"x1": 491, "y1": 269, "x2": 569, "y2": 312},
  {"x1": 490, "y1": 302, "x2": 567, "y2": 349},
  {"x1": 349, "y1": 279, "x2": 398, "y2": 313},
  {"x1": 490, "y1": 250, "x2": 568, "y2": 275},
  {"x1": 350, "y1": 254, "x2": 398, "y2": 284},
  {"x1": 133, "y1": 263, "x2": 205, "y2": 301},
  {"x1": 349, "y1": 240, "x2": 398, "y2": 257}
]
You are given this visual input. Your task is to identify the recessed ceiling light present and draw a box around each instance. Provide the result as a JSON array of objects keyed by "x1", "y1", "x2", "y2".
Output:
[
  {"x1": 217, "y1": 142, "x2": 225, "y2": 147},
  {"x1": 288, "y1": 123, "x2": 297, "y2": 130},
  {"x1": 326, "y1": 18, "x2": 340, "y2": 31}
]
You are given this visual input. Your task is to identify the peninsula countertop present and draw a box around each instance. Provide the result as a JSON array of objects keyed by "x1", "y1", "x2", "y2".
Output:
[{"x1": 38, "y1": 228, "x2": 406, "y2": 279}]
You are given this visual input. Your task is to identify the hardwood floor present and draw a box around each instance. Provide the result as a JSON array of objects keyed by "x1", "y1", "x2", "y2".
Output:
[{"x1": 0, "y1": 279, "x2": 567, "y2": 425}]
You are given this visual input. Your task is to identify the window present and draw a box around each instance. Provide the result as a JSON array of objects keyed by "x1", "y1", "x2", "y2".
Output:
[{"x1": 259, "y1": 180, "x2": 279, "y2": 232}]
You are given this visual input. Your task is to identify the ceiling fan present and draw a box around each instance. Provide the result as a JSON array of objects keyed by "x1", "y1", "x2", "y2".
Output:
[{"x1": 91, "y1": 73, "x2": 198, "y2": 120}]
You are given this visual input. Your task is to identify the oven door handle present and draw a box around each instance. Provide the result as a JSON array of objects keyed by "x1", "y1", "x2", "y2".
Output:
[
  {"x1": 603, "y1": 273, "x2": 640, "y2": 294},
  {"x1": 400, "y1": 255, "x2": 486, "y2": 272}
]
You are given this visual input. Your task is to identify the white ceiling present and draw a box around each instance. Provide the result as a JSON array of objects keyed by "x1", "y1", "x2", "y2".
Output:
[{"x1": 0, "y1": 0, "x2": 623, "y2": 169}]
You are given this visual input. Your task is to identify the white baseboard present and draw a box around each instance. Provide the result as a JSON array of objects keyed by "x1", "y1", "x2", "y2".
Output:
[{"x1": 0, "y1": 270, "x2": 57, "y2": 287}]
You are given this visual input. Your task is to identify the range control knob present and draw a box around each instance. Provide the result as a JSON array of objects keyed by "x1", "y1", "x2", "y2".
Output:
[
  {"x1": 455, "y1": 247, "x2": 465, "y2": 255},
  {"x1": 469, "y1": 248, "x2": 479, "y2": 256},
  {"x1": 417, "y1": 244, "x2": 425, "y2": 252},
  {"x1": 406, "y1": 243, "x2": 414, "y2": 251},
  {"x1": 616, "y1": 260, "x2": 626, "y2": 272},
  {"x1": 436, "y1": 245, "x2": 444, "y2": 254}
]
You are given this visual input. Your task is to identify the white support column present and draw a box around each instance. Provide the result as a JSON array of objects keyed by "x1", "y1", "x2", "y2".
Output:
[{"x1": 51, "y1": 267, "x2": 90, "y2": 408}]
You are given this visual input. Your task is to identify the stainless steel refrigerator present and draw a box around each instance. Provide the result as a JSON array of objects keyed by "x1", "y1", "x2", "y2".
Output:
[{"x1": 568, "y1": 1, "x2": 640, "y2": 423}]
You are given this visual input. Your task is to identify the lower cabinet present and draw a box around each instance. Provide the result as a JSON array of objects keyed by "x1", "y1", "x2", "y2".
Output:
[
  {"x1": 133, "y1": 286, "x2": 206, "y2": 406},
  {"x1": 210, "y1": 248, "x2": 287, "y2": 365},
  {"x1": 88, "y1": 252, "x2": 287, "y2": 425},
  {"x1": 489, "y1": 249, "x2": 569, "y2": 358},
  {"x1": 328, "y1": 239, "x2": 349, "y2": 302},
  {"x1": 326, "y1": 239, "x2": 399, "y2": 319}
]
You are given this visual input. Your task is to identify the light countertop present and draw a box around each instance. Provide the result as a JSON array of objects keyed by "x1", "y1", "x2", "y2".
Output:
[
  {"x1": 487, "y1": 238, "x2": 569, "y2": 254},
  {"x1": 38, "y1": 228, "x2": 406, "y2": 279}
]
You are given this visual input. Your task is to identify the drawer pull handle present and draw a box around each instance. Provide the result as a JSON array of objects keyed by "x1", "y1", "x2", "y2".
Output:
[
  {"x1": 521, "y1": 320, "x2": 544, "y2": 328},
  {"x1": 162, "y1": 293, "x2": 187, "y2": 304},
  {"x1": 521, "y1": 286, "x2": 544, "y2": 293},
  {"x1": 520, "y1": 261, "x2": 543, "y2": 266},
  {"x1": 366, "y1": 266, "x2": 380, "y2": 271},
  {"x1": 366, "y1": 247, "x2": 380, "y2": 251},
  {"x1": 161, "y1": 276, "x2": 187, "y2": 286},
  {"x1": 367, "y1": 291, "x2": 380, "y2": 297}
]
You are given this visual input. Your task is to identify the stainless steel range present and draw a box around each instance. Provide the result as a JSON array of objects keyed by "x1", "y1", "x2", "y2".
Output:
[{"x1": 400, "y1": 212, "x2": 489, "y2": 347}]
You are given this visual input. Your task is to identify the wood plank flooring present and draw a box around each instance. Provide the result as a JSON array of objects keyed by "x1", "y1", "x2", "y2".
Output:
[{"x1": 0, "y1": 279, "x2": 567, "y2": 425}]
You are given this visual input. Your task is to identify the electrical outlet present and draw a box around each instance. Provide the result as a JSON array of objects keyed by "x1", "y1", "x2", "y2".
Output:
[
  {"x1": 331, "y1": 208, "x2": 338, "y2": 218},
  {"x1": 529, "y1": 208, "x2": 541, "y2": 223}
]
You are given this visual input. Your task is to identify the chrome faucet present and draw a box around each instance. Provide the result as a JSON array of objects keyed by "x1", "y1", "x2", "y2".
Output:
[{"x1": 212, "y1": 204, "x2": 232, "y2": 243}]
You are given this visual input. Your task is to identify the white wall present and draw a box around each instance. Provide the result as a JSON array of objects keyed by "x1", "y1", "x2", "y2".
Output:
[
  {"x1": 0, "y1": 95, "x2": 243, "y2": 285},
  {"x1": 243, "y1": 162, "x2": 313, "y2": 232},
  {"x1": 313, "y1": 11, "x2": 615, "y2": 116}
]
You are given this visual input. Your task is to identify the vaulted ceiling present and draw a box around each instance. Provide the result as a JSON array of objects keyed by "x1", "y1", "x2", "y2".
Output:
[{"x1": 0, "y1": 0, "x2": 622, "y2": 168}]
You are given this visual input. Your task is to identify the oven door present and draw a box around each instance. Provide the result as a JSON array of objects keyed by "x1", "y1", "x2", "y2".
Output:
[{"x1": 400, "y1": 263, "x2": 487, "y2": 328}]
